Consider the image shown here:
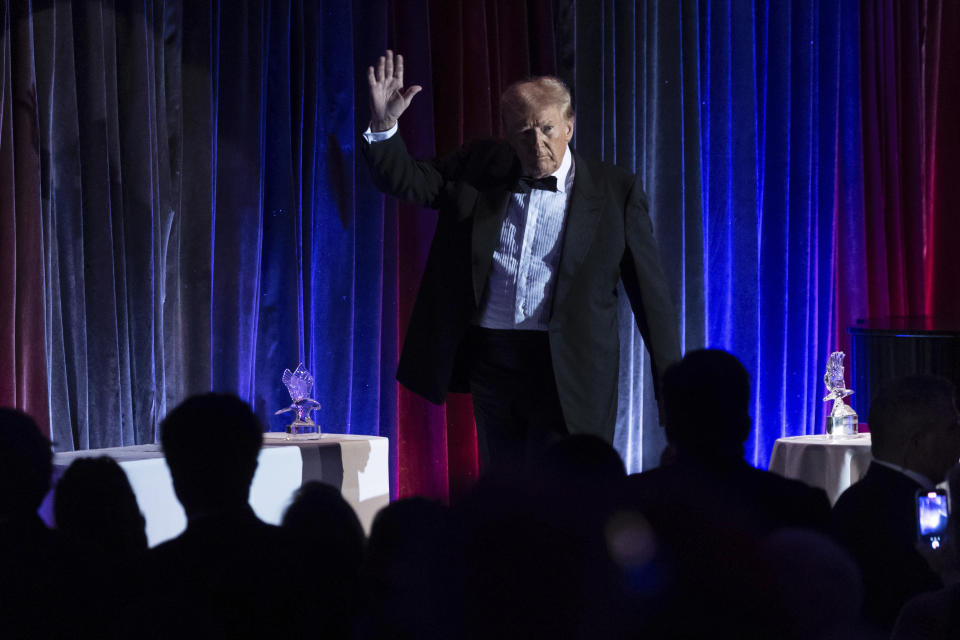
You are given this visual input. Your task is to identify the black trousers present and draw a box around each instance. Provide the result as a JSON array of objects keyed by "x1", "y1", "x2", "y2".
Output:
[{"x1": 467, "y1": 327, "x2": 568, "y2": 472}]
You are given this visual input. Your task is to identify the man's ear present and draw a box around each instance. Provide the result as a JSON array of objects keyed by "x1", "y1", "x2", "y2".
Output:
[{"x1": 565, "y1": 117, "x2": 575, "y2": 142}]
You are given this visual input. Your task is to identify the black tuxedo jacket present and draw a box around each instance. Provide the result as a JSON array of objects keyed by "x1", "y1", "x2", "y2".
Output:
[
  {"x1": 832, "y1": 462, "x2": 943, "y2": 630},
  {"x1": 362, "y1": 133, "x2": 680, "y2": 440}
]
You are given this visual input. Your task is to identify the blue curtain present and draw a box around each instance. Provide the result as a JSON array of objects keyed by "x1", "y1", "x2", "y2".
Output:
[
  {"x1": 5, "y1": 1, "x2": 395, "y2": 454},
  {"x1": 562, "y1": 0, "x2": 863, "y2": 468}
]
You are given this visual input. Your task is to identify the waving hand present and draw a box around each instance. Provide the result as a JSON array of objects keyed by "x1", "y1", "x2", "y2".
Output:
[{"x1": 367, "y1": 50, "x2": 422, "y2": 132}]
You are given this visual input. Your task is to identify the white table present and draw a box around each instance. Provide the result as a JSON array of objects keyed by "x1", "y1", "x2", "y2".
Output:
[
  {"x1": 39, "y1": 434, "x2": 389, "y2": 546},
  {"x1": 768, "y1": 434, "x2": 873, "y2": 504}
]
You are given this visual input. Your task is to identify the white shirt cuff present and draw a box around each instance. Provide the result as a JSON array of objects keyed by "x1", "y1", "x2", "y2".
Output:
[{"x1": 363, "y1": 122, "x2": 399, "y2": 143}]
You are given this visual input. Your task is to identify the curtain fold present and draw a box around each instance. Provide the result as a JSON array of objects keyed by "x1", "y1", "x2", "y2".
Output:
[
  {"x1": 556, "y1": 0, "x2": 705, "y2": 471},
  {"x1": 0, "y1": 0, "x2": 49, "y2": 437},
  {"x1": 858, "y1": 0, "x2": 960, "y2": 323},
  {"x1": 700, "y1": 0, "x2": 864, "y2": 466},
  {"x1": 1, "y1": 1, "x2": 379, "y2": 454},
  {"x1": 562, "y1": 0, "x2": 863, "y2": 468}
]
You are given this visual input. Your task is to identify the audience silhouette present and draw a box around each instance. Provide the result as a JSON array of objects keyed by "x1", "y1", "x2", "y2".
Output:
[
  {"x1": 750, "y1": 528, "x2": 871, "y2": 640},
  {"x1": 832, "y1": 374, "x2": 960, "y2": 632},
  {"x1": 621, "y1": 349, "x2": 833, "y2": 637},
  {"x1": 892, "y1": 461, "x2": 960, "y2": 639},
  {"x1": 282, "y1": 480, "x2": 365, "y2": 639},
  {"x1": 55, "y1": 456, "x2": 148, "y2": 638},
  {"x1": 0, "y1": 408, "x2": 65, "y2": 639},
  {"x1": 145, "y1": 393, "x2": 315, "y2": 639},
  {"x1": 357, "y1": 497, "x2": 464, "y2": 640},
  {"x1": 12, "y1": 355, "x2": 952, "y2": 638},
  {"x1": 55, "y1": 456, "x2": 147, "y2": 555}
]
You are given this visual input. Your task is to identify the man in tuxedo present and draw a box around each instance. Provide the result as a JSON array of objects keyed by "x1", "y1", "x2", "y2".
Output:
[
  {"x1": 362, "y1": 50, "x2": 680, "y2": 470},
  {"x1": 832, "y1": 375, "x2": 960, "y2": 632}
]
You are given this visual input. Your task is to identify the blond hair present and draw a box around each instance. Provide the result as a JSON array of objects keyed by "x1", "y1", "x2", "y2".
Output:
[{"x1": 500, "y1": 76, "x2": 574, "y2": 128}]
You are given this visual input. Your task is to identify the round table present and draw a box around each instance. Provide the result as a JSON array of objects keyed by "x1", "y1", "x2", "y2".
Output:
[{"x1": 768, "y1": 434, "x2": 873, "y2": 504}]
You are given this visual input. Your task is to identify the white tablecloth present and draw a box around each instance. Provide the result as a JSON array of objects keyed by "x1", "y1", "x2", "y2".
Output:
[
  {"x1": 41, "y1": 434, "x2": 389, "y2": 546},
  {"x1": 768, "y1": 434, "x2": 873, "y2": 504}
]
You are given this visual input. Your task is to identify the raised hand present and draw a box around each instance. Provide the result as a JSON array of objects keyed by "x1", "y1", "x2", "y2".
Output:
[{"x1": 367, "y1": 50, "x2": 422, "y2": 132}]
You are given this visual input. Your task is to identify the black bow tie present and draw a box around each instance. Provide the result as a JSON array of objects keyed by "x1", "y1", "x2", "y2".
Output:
[{"x1": 513, "y1": 175, "x2": 558, "y2": 194}]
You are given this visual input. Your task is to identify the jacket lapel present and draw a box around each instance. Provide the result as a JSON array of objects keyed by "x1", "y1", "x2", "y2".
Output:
[{"x1": 551, "y1": 149, "x2": 604, "y2": 317}]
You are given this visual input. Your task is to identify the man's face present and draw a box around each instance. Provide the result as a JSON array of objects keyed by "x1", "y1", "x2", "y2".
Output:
[{"x1": 504, "y1": 103, "x2": 574, "y2": 178}]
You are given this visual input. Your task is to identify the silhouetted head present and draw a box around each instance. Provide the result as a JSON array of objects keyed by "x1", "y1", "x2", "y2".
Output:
[
  {"x1": 536, "y1": 434, "x2": 626, "y2": 490},
  {"x1": 54, "y1": 456, "x2": 147, "y2": 555},
  {"x1": 752, "y1": 528, "x2": 863, "y2": 639},
  {"x1": 282, "y1": 481, "x2": 364, "y2": 561},
  {"x1": 366, "y1": 497, "x2": 452, "y2": 565},
  {"x1": 869, "y1": 375, "x2": 960, "y2": 482},
  {"x1": 501, "y1": 77, "x2": 575, "y2": 178},
  {"x1": 361, "y1": 497, "x2": 463, "y2": 637},
  {"x1": 662, "y1": 349, "x2": 751, "y2": 457},
  {"x1": 160, "y1": 393, "x2": 262, "y2": 516},
  {"x1": 0, "y1": 408, "x2": 52, "y2": 517}
]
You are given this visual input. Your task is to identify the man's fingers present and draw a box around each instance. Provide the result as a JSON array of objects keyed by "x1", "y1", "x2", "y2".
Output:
[
  {"x1": 384, "y1": 49, "x2": 394, "y2": 80},
  {"x1": 367, "y1": 66, "x2": 376, "y2": 87},
  {"x1": 376, "y1": 56, "x2": 385, "y2": 83},
  {"x1": 402, "y1": 85, "x2": 422, "y2": 103},
  {"x1": 396, "y1": 54, "x2": 404, "y2": 84}
]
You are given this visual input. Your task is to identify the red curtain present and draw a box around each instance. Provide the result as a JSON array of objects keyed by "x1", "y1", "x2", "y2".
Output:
[
  {"x1": 0, "y1": 2, "x2": 49, "y2": 437},
  {"x1": 384, "y1": 1, "x2": 557, "y2": 501},
  {"x1": 858, "y1": 0, "x2": 960, "y2": 323}
]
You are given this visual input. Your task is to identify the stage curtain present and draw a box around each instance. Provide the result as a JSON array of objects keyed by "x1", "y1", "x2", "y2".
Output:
[
  {"x1": 858, "y1": 0, "x2": 960, "y2": 322},
  {"x1": 5, "y1": 0, "x2": 955, "y2": 496},
  {"x1": 0, "y1": 1, "x2": 392, "y2": 459},
  {"x1": 555, "y1": 0, "x2": 704, "y2": 471},
  {"x1": 558, "y1": 0, "x2": 863, "y2": 468},
  {"x1": 0, "y1": 1, "x2": 49, "y2": 436}
]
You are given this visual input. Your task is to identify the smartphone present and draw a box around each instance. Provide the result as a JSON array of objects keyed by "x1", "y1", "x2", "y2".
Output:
[{"x1": 917, "y1": 488, "x2": 949, "y2": 550}]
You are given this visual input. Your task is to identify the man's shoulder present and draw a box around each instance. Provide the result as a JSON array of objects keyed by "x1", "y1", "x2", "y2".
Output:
[
  {"x1": 743, "y1": 464, "x2": 832, "y2": 512},
  {"x1": 571, "y1": 149, "x2": 637, "y2": 186},
  {"x1": 831, "y1": 464, "x2": 926, "y2": 548},
  {"x1": 834, "y1": 463, "x2": 923, "y2": 510}
]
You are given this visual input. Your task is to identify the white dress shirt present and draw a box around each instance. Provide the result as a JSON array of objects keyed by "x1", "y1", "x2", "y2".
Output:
[
  {"x1": 363, "y1": 124, "x2": 574, "y2": 330},
  {"x1": 476, "y1": 148, "x2": 573, "y2": 330}
]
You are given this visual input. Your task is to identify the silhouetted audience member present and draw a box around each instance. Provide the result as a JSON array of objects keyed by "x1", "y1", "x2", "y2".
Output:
[
  {"x1": 891, "y1": 461, "x2": 960, "y2": 640},
  {"x1": 145, "y1": 393, "x2": 313, "y2": 638},
  {"x1": 451, "y1": 435, "x2": 632, "y2": 640},
  {"x1": 282, "y1": 481, "x2": 365, "y2": 638},
  {"x1": 357, "y1": 497, "x2": 464, "y2": 640},
  {"x1": 832, "y1": 375, "x2": 960, "y2": 632},
  {"x1": 751, "y1": 528, "x2": 876, "y2": 640},
  {"x1": 54, "y1": 456, "x2": 148, "y2": 638},
  {"x1": 55, "y1": 456, "x2": 147, "y2": 555},
  {"x1": 621, "y1": 349, "x2": 833, "y2": 637},
  {"x1": 533, "y1": 433, "x2": 626, "y2": 493},
  {"x1": 0, "y1": 408, "x2": 64, "y2": 638}
]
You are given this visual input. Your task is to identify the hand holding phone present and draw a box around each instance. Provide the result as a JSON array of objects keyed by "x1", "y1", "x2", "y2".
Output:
[{"x1": 917, "y1": 489, "x2": 949, "y2": 550}]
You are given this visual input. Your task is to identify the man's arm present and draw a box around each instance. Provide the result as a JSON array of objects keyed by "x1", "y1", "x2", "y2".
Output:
[
  {"x1": 362, "y1": 49, "x2": 454, "y2": 210},
  {"x1": 620, "y1": 176, "x2": 682, "y2": 415}
]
